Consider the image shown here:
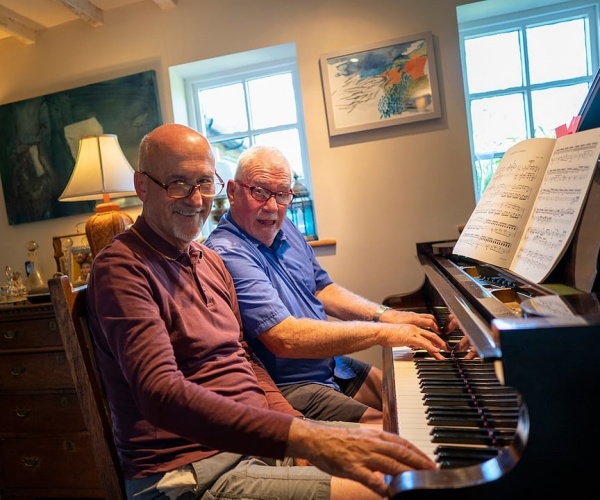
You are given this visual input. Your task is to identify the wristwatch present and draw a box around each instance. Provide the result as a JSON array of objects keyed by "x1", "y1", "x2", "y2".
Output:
[{"x1": 372, "y1": 304, "x2": 391, "y2": 322}]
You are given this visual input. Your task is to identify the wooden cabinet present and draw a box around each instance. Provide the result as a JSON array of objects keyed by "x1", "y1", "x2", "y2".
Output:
[{"x1": 0, "y1": 302, "x2": 105, "y2": 499}]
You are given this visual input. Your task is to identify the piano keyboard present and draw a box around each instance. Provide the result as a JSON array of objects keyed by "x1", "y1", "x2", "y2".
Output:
[{"x1": 392, "y1": 342, "x2": 520, "y2": 469}]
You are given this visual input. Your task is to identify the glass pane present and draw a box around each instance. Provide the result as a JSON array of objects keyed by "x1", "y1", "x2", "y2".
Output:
[
  {"x1": 471, "y1": 94, "x2": 527, "y2": 154},
  {"x1": 531, "y1": 83, "x2": 590, "y2": 137},
  {"x1": 473, "y1": 157, "x2": 502, "y2": 201},
  {"x1": 248, "y1": 73, "x2": 297, "y2": 129},
  {"x1": 254, "y1": 129, "x2": 305, "y2": 179},
  {"x1": 465, "y1": 31, "x2": 522, "y2": 93},
  {"x1": 527, "y1": 19, "x2": 588, "y2": 84},
  {"x1": 210, "y1": 137, "x2": 250, "y2": 167},
  {"x1": 199, "y1": 83, "x2": 248, "y2": 136}
]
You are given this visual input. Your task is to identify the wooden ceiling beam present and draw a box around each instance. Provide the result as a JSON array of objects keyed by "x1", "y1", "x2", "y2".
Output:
[
  {"x1": 0, "y1": 5, "x2": 35, "y2": 44},
  {"x1": 152, "y1": 0, "x2": 178, "y2": 9},
  {"x1": 56, "y1": 0, "x2": 104, "y2": 28},
  {"x1": 0, "y1": 0, "x2": 179, "y2": 45}
]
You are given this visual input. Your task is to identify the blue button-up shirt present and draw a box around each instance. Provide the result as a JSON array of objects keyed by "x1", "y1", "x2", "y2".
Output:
[{"x1": 206, "y1": 213, "x2": 339, "y2": 388}]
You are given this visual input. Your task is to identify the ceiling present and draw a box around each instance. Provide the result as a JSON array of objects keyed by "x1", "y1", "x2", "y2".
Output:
[{"x1": 0, "y1": 0, "x2": 177, "y2": 44}]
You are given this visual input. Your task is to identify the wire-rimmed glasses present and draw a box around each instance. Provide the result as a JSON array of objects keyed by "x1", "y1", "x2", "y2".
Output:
[
  {"x1": 141, "y1": 171, "x2": 224, "y2": 199},
  {"x1": 236, "y1": 181, "x2": 295, "y2": 206}
]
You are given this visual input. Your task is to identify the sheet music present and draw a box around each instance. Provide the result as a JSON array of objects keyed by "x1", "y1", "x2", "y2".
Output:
[
  {"x1": 454, "y1": 128, "x2": 600, "y2": 283},
  {"x1": 453, "y1": 138, "x2": 555, "y2": 269},
  {"x1": 512, "y1": 129, "x2": 600, "y2": 282}
]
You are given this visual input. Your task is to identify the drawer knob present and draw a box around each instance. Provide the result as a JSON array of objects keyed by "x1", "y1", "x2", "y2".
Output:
[
  {"x1": 21, "y1": 456, "x2": 40, "y2": 469},
  {"x1": 15, "y1": 406, "x2": 31, "y2": 418},
  {"x1": 2, "y1": 329, "x2": 19, "y2": 340},
  {"x1": 10, "y1": 367, "x2": 26, "y2": 376}
]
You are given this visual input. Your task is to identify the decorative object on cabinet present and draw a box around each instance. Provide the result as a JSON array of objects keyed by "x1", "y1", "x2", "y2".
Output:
[
  {"x1": 48, "y1": 275, "x2": 125, "y2": 499},
  {"x1": 24, "y1": 240, "x2": 46, "y2": 292},
  {"x1": 53, "y1": 232, "x2": 89, "y2": 276},
  {"x1": 2, "y1": 266, "x2": 27, "y2": 304},
  {"x1": 0, "y1": 70, "x2": 162, "y2": 225},
  {"x1": 0, "y1": 299, "x2": 112, "y2": 498},
  {"x1": 287, "y1": 174, "x2": 317, "y2": 241},
  {"x1": 67, "y1": 245, "x2": 93, "y2": 284},
  {"x1": 319, "y1": 31, "x2": 441, "y2": 136},
  {"x1": 59, "y1": 134, "x2": 137, "y2": 257}
]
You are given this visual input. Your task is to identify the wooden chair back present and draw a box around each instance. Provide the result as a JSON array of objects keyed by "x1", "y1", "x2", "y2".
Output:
[{"x1": 48, "y1": 274, "x2": 125, "y2": 499}]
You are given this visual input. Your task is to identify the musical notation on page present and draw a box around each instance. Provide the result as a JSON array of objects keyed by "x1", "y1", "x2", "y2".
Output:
[{"x1": 454, "y1": 127, "x2": 600, "y2": 283}]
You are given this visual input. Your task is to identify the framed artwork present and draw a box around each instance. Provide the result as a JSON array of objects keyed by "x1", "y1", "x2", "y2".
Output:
[
  {"x1": 68, "y1": 245, "x2": 93, "y2": 284},
  {"x1": 0, "y1": 70, "x2": 162, "y2": 225},
  {"x1": 52, "y1": 232, "x2": 89, "y2": 274},
  {"x1": 319, "y1": 32, "x2": 441, "y2": 136}
]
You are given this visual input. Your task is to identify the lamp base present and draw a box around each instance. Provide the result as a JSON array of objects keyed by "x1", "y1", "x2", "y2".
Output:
[{"x1": 86, "y1": 202, "x2": 134, "y2": 257}]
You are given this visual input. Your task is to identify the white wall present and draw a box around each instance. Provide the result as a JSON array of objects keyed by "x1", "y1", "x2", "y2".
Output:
[{"x1": 0, "y1": 0, "x2": 476, "y2": 367}]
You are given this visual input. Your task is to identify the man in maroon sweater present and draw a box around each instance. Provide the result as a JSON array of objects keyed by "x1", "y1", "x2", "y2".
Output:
[{"x1": 86, "y1": 123, "x2": 436, "y2": 499}]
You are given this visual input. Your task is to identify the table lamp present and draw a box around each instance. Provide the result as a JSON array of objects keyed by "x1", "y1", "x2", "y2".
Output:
[{"x1": 59, "y1": 134, "x2": 137, "y2": 257}]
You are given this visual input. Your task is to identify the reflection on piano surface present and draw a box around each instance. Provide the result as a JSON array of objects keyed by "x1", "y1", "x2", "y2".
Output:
[{"x1": 383, "y1": 241, "x2": 600, "y2": 497}]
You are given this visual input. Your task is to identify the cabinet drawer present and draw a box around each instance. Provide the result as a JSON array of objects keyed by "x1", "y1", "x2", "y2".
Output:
[
  {"x1": 0, "y1": 317, "x2": 61, "y2": 350},
  {"x1": 0, "y1": 434, "x2": 102, "y2": 489},
  {"x1": 0, "y1": 393, "x2": 86, "y2": 433},
  {"x1": 0, "y1": 352, "x2": 74, "y2": 391}
]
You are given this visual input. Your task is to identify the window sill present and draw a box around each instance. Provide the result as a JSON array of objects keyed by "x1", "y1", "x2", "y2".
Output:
[{"x1": 309, "y1": 238, "x2": 336, "y2": 248}]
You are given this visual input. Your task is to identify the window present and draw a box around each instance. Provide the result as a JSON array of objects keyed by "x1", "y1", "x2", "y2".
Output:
[
  {"x1": 458, "y1": 1, "x2": 600, "y2": 201},
  {"x1": 170, "y1": 43, "x2": 314, "y2": 238}
]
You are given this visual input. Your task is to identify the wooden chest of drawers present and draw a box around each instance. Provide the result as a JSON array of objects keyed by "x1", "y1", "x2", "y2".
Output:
[{"x1": 0, "y1": 301, "x2": 105, "y2": 499}]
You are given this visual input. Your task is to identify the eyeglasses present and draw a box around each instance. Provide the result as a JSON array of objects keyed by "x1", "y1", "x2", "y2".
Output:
[
  {"x1": 236, "y1": 181, "x2": 295, "y2": 206},
  {"x1": 140, "y1": 171, "x2": 224, "y2": 199}
]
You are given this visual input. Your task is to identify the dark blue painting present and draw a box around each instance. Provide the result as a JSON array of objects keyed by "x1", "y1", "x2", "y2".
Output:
[{"x1": 0, "y1": 70, "x2": 162, "y2": 225}]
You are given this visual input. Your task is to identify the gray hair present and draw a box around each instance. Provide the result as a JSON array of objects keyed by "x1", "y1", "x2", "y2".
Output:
[{"x1": 235, "y1": 145, "x2": 291, "y2": 181}]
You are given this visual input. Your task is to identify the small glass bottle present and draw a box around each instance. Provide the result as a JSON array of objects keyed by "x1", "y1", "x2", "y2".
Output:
[{"x1": 25, "y1": 240, "x2": 45, "y2": 291}]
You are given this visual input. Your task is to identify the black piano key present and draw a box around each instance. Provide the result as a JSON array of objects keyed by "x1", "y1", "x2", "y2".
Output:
[
  {"x1": 419, "y1": 384, "x2": 515, "y2": 395},
  {"x1": 430, "y1": 428, "x2": 515, "y2": 446},
  {"x1": 417, "y1": 366, "x2": 497, "y2": 373},
  {"x1": 420, "y1": 381, "x2": 518, "y2": 395},
  {"x1": 418, "y1": 368, "x2": 498, "y2": 375},
  {"x1": 417, "y1": 367, "x2": 499, "y2": 376},
  {"x1": 417, "y1": 366, "x2": 498, "y2": 375},
  {"x1": 427, "y1": 414, "x2": 518, "y2": 428},
  {"x1": 426, "y1": 411, "x2": 519, "y2": 421},
  {"x1": 416, "y1": 358, "x2": 486, "y2": 365},
  {"x1": 434, "y1": 446, "x2": 500, "y2": 468},
  {"x1": 423, "y1": 395, "x2": 519, "y2": 407},
  {"x1": 438, "y1": 458, "x2": 493, "y2": 468},
  {"x1": 426, "y1": 407, "x2": 520, "y2": 420},
  {"x1": 434, "y1": 445, "x2": 500, "y2": 460},
  {"x1": 419, "y1": 381, "x2": 504, "y2": 388}
]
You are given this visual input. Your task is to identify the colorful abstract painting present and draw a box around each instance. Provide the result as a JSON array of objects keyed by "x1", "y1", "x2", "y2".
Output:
[{"x1": 320, "y1": 32, "x2": 441, "y2": 136}]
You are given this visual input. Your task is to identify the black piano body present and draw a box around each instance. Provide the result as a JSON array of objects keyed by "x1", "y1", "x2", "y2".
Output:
[
  {"x1": 384, "y1": 72, "x2": 600, "y2": 496},
  {"x1": 383, "y1": 240, "x2": 600, "y2": 497}
]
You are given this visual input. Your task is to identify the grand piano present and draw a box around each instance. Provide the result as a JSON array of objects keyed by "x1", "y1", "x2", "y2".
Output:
[{"x1": 383, "y1": 71, "x2": 600, "y2": 497}]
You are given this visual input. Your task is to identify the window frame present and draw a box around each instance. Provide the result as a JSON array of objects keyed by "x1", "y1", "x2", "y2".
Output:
[
  {"x1": 185, "y1": 57, "x2": 312, "y2": 190},
  {"x1": 458, "y1": 1, "x2": 600, "y2": 201}
]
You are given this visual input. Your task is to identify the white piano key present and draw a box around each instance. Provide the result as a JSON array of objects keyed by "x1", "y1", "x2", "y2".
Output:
[{"x1": 392, "y1": 346, "x2": 438, "y2": 460}]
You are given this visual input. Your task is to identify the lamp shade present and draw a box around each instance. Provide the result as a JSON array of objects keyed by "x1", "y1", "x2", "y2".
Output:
[
  {"x1": 59, "y1": 134, "x2": 137, "y2": 258},
  {"x1": 59, "y1": 134, "x2": 137, "y2": 202}
]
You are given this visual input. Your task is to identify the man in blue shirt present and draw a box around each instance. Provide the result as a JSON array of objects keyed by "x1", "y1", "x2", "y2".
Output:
[{"x1": 206, "y1": 146, "x2": 452, "y2": 424}]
